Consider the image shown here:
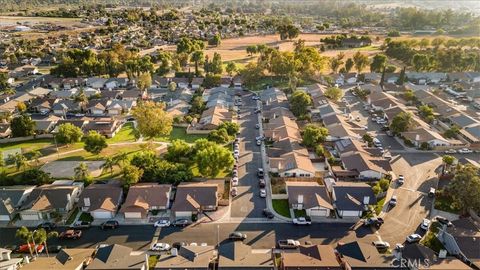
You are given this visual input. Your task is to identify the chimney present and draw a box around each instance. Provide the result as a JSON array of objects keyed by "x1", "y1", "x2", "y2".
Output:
[
  {"x1": 171, "y1": 248, "x2": 178, "y2": 256},
  {"x1": 84, "y1": 197, "x2": 90, "y2": 207},
  {"x1": 298, "y1": 195, "x2": 304, "y2": 204}
]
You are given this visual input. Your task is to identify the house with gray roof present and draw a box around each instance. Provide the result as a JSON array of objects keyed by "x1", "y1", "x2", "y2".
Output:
[
  {"x1": 77, "y1": 183, "x2": 123, "y2": 220},
  {"x1": 86, "y1": 244, "x2": 148, "y2": 270},
  {"x1": 0, "y1": 186, "x2": 35, "y2": 221},
  {"x1": 286, "y1": 182, "x2": 333, "y2": 217},
  {"x1": 171, "y1": 182, "x2": 219, "y2": 219},
  {"x1": 218, "y1": 241, "x2": 274, "y2": 269},
  {"x1": 331, "y1": 183, "x2": 376, "y2": 218},
  {"x1": 154, "y1": 245, "x2": 215, "y2": 270}
]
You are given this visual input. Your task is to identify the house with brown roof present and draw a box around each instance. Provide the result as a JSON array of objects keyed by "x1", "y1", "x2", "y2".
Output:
[
  {"x1": 402, "y1": 127, "x2": 452, "y2": 149},
  {"x1": 86, "y1": 244, "x2": 149, "y2": 270},
  {"x1": 19, "y1": 183, "x2": 82, "y2": 221},
  {"x1": 269, "y1": 151, "x2": 316, "y2": 178},
  {"x1": 279, "y1": 244, "x2": 342, "y2": 270},
  {"x1": 22, "y1": 248, "x2": 95, "y2": 270},
  {"x1": 154, "y1": 245, "x2": 216, "y2": 270},
  {"x1": 218, "y1": 241, "x2": 274, "y2": 269},
  {"x1": 77, "y1": 183, "x2": 123, "y2": 220},
  {"x1": 331, "y1": 183, "x2": 376, "y2": 218},
  {"x1": 264, "y1": 115, "x2": 302, "y2": 142},
  {"x1": 171, "y1": 182, "x2": 219, "y2": 219},
  {"x1": 335, "y1": 241, "x2": 396, "y2": 269},
  {"x1": 197, "y1": 105, "x2": 232, "y2": 130},
  {"x1": 286, "y1": 182, "x2": 333, "y2": 217},
  {"x1": 83, "y1": 119, "x2": 122, "y2": 138},
  {"x1": 340, "y1": 152, "x2": 390, "y2": 180},
  {"x1": 120, "y1": 183, "x2": 172, "y2": 219},
  {"x1": 400, "y1": 243, "x2": 471, "y2": 270}
]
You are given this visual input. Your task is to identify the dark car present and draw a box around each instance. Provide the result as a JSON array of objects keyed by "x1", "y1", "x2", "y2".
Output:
[
  {"x1": 435, "y1": 216, "x2": 453, "y2": 227},
  {"x1": 48, "y1": 245, "x2": 66, "y2": 254},
  {"x1": 228, "y1": 232, "x2": 247, "y2": 241},
  {"x1": 173, "y1": 219, "x2": 191, "y2": 227},
  {"x1": 259, "y1": 179, "x2": 266, "y2": 188},
  {"x1": 101, "y1": 220, "x2": 119, "y2": 230},
  {"x1": 263, "y1": 209, "x2": 274, "y2": 219},
  {"x1": 172, "y1": 242, "x2": 187, "y2": 249},
  {"x1": 38, "y1": 222, "x2": 56, "y2": 230},
  {"x1": 257, "y1": 168, "x2": 264, "y2": 177}
]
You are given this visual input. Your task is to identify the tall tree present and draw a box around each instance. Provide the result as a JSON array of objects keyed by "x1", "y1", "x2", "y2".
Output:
[
  {"x1": 302, "y1": 124, "x2": 329, "y2": 148},
  {"x1": 226, "y1": 62, "x2": 237, "y2": 77},
  {"x1": 390, "y1": 112, "x2": 414, "y2": 133},
  {"x1": 370, "y1": 54, "x2": 388, "y2": 73},
  {"x1": 132, "y1": 101, "x2": 173, "y2": 139},
  {"x1": 136, "y1": 73, "x2": 152, "y2": 92},
  {"x1": 121, "y1": 164, "x2": 143, "y2": 188},
  {"x1": 10, "y1": 114, "x2": 35, "y2": 137},
  {"x1": 412, "y1": 53, "x2": 430, "y2": 71},
  {"x1": 353, "y1": 51, "x2": 369, "y2": 73},
  {"x1": 209, "y1": 52, "x2": 223, "y2": 74},
  {"x1": 83, "y1": 131, "x2": 108, "y2": 155},
  {"x1": 195, "y1": 144, "x2": 234, "y2": 178},
  {"x1": 345, "y1": 58, "x2": 354, "y2": 73},
  {"x1": 74, "y1": 162, "x2": 91, "y2": 184},
  {"x1": 190, "y1": 51, "x2": 205, "y2": 76},
  {"x1": 290, "y1": 90, "x2": 312, "y2": 118},
  {"x1": 324, "y1": 87, "x2": 344, "y2": 101},
  {"x1": 56, "y1": 123, "x2": 83, "y2": 145},
  {"x1": 447, "y1": 164, "x2": 480, "y2": 214}
]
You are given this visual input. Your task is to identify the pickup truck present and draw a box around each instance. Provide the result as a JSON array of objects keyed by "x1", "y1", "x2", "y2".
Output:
[
  {"x1": 277, "y1": 239, "x2": 300, "y2": 249},
  {"x1": 292, "y1": 217, "x2": 312, "y2": 225}
]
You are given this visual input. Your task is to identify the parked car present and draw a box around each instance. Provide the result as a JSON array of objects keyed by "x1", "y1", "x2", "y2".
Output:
[
  {"x1": 38, "y1": 222, "x2": 56, "y2": 230},
  {"x1": 69, "y1": 221, "x2": 91, "y2": 229},
  {"x1": 277, "y1": 239, "x2": 300, "y2": 249},
  {"x1": 257, "y1": 168, "x2": 264, "y2": 177},
  {"x1": 172, "y1": 242, "x2": 187, "y2": 249},
  {"x1": 389, "y1": 196, "x2": 397, "y2": 206},
  {"x1": 48, "y1": 245, "x2": 65, "y2": 253},
  {"x1": 293, "y1": 217, "x2": 312, "y2": 225},
  {"x1": 395, "y1": 243, "x2": 404, "y2": 251},
  {"x1": 151, "y1": 243, "x2": 170, "y2": 251},
  {"x1": 435, "y1": 216, "x2": 453, "y2": 226},
  {"x1": 228, "y1": 232, "x2": 247, "y2": 241},
  {"x1": 101, "y1": 220, "x2": 119, "y2": 230},
  {"x1": 256, "y1": 140, "x2": 262, "y2": 146},
  {"x1": 458, "y1": 148, "x2": 473, "y2": 154},
  {"x1": 259, "y1": 179, "x2": 266, "y2": 188},
  {"x1": 255, "y1": 135, "x2": 265, "y2": 141},
  {"x1": 173, "y1": 219, "x2": 191, "y2": 227},
  {"x1": 406, "y1": 234, "x2": 422, "y2": 243},
  {"x1": 154, "y1": 219, "x2": 171, "y2": 228},
  {"x1": 263, "y1": 209, "x2": 274, "y2": 219},
  {"x1": 372, "y1": 241, "x2": 390, "y2": 251},
  {"x1": 428, "y1": 187, "x2": 436, "y2": 198},
  {"x1": 16, "y1": 244, "x2": 44, "y2": 253},
  {"x1": 363, "y1": 217, "x2": 385, "y2": 227},
  {"x1": 59, "y1": 230, "x2": 82, "y2": 240},
  {"x1": 444, "y1": 149, "x2": 457, "y2": 154},
  {"x1": 231, "y1": 177, "x2": 239, "y2": 187},
  {"x1": 231, "y1": 187, "x2": 238, "y2": 197},
  {"x1": 255, "y1": 123, "x2": 260, "y2": 129},
  {"x1": 259, "y1": 189, "x2": 266, "y2": 198},
  {"x1": 420, "y1": 219, "x2": 431, "y2": 230},
  {"x1": 398, "y1": 175, "x2": 405, "y2": 185}
]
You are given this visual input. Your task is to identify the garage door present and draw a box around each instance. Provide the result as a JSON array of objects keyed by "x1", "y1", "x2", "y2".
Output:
[
  {"x1": 21, "y1": 213, "x2": 40, "y2": 221},
  {"x1": 91, "y1": 211, "x2": 113, "y2": 219},
  {"x1": 124, "y1": 212, "x2": 142, "y2": 219},
  {"x1": 340, "y1": 210, "x2": 361, "y2": 217},
  {"x1": 0, "y1": 215, "x2": 10, "y2": 221},
  {"x1": 175, "y1": 211, "x2": 192, "y2": 219},
  {"x1": 309, "y1": 208, "x2": 327, "y2": 217}
]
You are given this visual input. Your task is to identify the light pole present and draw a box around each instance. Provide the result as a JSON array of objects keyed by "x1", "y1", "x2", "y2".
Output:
[
  {"x1": 31, "y1": 230, "x2": 38, "y2": 258},
  {"x1": 217, "y1": 225, "x2": 220, "y2": 248}
]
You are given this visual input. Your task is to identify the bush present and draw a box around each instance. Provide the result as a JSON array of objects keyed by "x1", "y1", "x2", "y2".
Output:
[{"x1": 378, "y1": 178, "x2": 390, "y2": 191}]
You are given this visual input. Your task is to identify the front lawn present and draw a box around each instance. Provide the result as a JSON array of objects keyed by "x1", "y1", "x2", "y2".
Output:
[
  {"x1": 434, "y1": 189, "x2": 461, "y2": 214},
  {"x1": 78, "y1": 212, "x2": 94, "y2": 222},
  {"x1": 155, "y1": 127, "x2": 207, "y2": 143},
  {"x1": 293, "y1": 209, "x2": 307, "y2": 218},
  {"x1": 272, "y1": 199, "x2": 291, "y2": 218},
  {"x1": 107, "y1": 122, "x2": 138, "y2": 143},
  {"x1": 65, "y1": 207, "x2": 79, "y2": 225}
]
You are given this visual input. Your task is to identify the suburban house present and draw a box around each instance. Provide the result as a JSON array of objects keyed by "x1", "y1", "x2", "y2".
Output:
[
  {"x1": 218, "y1": 241, "x2": 274, "y2": 269},
  {"x1": 154, "y1": 245, "x2": 216, "y2": 270},
  {"x1": 197, "y1": 105, "x2": 232, "y2": 130},
  {"x1": 402, "y1": 127, "x2": 452, "y2": 149},
  {"x1": 18, "y1": 182, "x2": 83, "y2": 221},
  {"x1": 106, "y1": 100, "x2": 136, "y2": 115},
  {"x1": 269, "y1": 150, "x2": 316, "y2": 178},
  {"x1": 0, "y1": 185, "x2": 35, "y2": 221},
  {"x1": 191, "y1": 77, "x2": 204, "y2": 89},
  {"x1": 260, "y1": 87, "x2": 287, "y2": 105},
  {"x1": 400, "y1": 244, "x2": 471, "y2": 270},
  {"x1": 86, "y1": 77, "x2": 108, "y2": 89},
  {"x1": 279, "y1": 244, "x2": 342, "y2": 270},
  {"x1": 331, "y1": 183, "x2": 376, "y2": 218},
  {"x1": 437, "y1": 218, "x2": 480, "y2": 269},
  {"x1": 120, "y1": 183, "x2": 172, "y2": 219},
  {"x1": 172, "y1": 77, "x2": 189, "y2": 89},
  {"x1": 171, "y1": 182, "x2": 219, "y2": 219},
  {"x1": 335, "y1": 241, "x2": 395, "y2": 269},
  {"x1": 340, "y1": 152, "x2": 390, "y2": 180},
  {"x1": 83, "y1": 119, "x2": 122, "y2": 138},
  {"x1": 0, "y1": 248, "x2": 22, "y2": 270},
  {"x1": 286, "y1": 182, "x2": 333, "y2": 217},
  {"x1": 263, "y1": 116, "x2": 302, "y2": 142},
  {"x1": 77, "y1": 183, "x2": 123, "y2": 220},
  {"x1": 22, "y1": 248, "x2": 96, "y2": 270},
  {"x1": 86, "y1": 244, "x2": 149, "y2": 270},
  {"x1": 87, "y1": 99, "x2": 108, "y2": 115},
  {"x1": 0, "y1": 123, "x2": 11, "y2": 138},
  {"x1": 406, "y1": 72, "x2": 447, "y2": 85}
]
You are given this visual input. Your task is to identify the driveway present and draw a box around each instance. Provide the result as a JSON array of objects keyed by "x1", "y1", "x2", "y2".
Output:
[{"x1": 230, "y1": 92, "x2": 266, "y2": 218}]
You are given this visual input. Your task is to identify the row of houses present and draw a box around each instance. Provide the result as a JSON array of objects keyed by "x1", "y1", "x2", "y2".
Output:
[
  {"x1": 0, "y1": 180, "x2": 223, "y2": 222},
  {"x1": 8, "y1": 239, "x2": 473, "y2": 270}
]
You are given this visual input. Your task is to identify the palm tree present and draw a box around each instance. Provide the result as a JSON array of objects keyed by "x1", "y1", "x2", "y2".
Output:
[
  {"x1": 34, "y1": 229, "x2": 58, "y2": 257},
  {"x1": 29, "y1": 150, "x2": 42, "y2": 166},
  {"x1": 74, "y1": 88, "x2": 88, "y2": 112},
  {"x1": 102, "y1": 156, "x2": 118, "y2": 175},
  {"x1": 74, "y1": 162, "x2": 90, "y2": 181},
  {"x1": 190, "y1": 50, "x2": 205, "y2": 76},
  {"x1": 115, "y1": 151, "x2": 129, "y2": 167},
  {"x1": 16, "y1": 226, "x2": 34, "y2": 256}
]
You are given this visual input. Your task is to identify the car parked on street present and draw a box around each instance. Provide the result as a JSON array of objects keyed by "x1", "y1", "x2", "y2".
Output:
[
  {"x1": 263, "y1": 209, "x2": 274, "y2": 219},
  {"x1": 256, "y1": 140, "x2": 262, "y2": 146},
  {"x1": 151, "y1": 242, "x2": 170, "y2": 251},
  {"x1": 101, "y1": 220, "x2": 119, "y2": 230},
  {"x1": 372, "y1": 241, "x2": 390, "y2": 251},
  {"x1": 389, "y1": 196, "x2": 397, "y2": 206},
  {"x1": 363, "y1": 217, "x2": 384, "y2": 227},
  {"x1": 259, "y1": 179, "x2": 266, "y2": 188},
  {"x1": 16, "y1": 244, "x2": 44, "y2": 253},
  {"x1": 257, "y1": 168, "x2": 264, "y2": 177},
  {"x1": 59, "y1": 230, "x2": 82, "y2": 240},
  {"x1": 435, "y1": 216, "x2": 453, "y2": 226},
  {"x1": 231, "y1": 177, "x2": 239, "y2": 186},
  {"x1": 420, "y1": 219, "x2": 431, "y2": 230},
  {"x1": 231, "y1": 187, "x2": 238, "y2": 197},
  {"x1": 69, "y1": 221, "x2": 91, "y2": 230},
  {"x1": 444, "y1": 149, "x2": 457, "y2": 154},
  {"x1": 398, "y1": 175, "x2": 404, "y2": 185},
  {"x1": 154, "y1": 219, "x2": 171, "y2": 227},
  {"x1": 293, "y1": 217, "x2": 312, "y2": 225},
  {"x1": 458, "y1": 148, "x2": 473, "y2": 154},
  {"x1": 173, "y1": 219, "x2": 191, "y2": 227},
  {"x1": 406, "y1": 234, "x2": 422, "y2": 243},
  {"x1": 38, "y1": 222, "x2": 56, "y2": 230},
  {"x1": 259, "y1": 189, "x2": 266, "y2": 198},
  {"x1": 172, "y1": 242, "x2": 187, "y2": 249}
]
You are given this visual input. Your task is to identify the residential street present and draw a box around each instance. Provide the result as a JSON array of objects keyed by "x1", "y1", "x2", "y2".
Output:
[{"x1": 230, "y1": 92, "x2": 266, "y2": 218}]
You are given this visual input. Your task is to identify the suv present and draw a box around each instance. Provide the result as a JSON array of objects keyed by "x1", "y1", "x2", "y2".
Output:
[
  {"x1": 101, "y1": 220, "x2": 119, "y2": 230},
  {"x1": 173, "y1": 219, "x2": 191, "y2": 227},
  {"x1": 38, "y1": 222, "x2": 56, "y2": 230},
  {"x1": 69, "y1": 221, "x2": 91, "y2": 229},
  {"x1": 293, "y1": 217, "x2": 312, "y2": 225},
  {"x1": 363, "y1": 217, "x2": 385, "y2": 227},
  {"x1": 389, "y1": 196, "x2": 397, "y2": 206},
  {"x1": 263, "y1": 209, "x2": 274, "y2": 219},
  {"x1": 228, "y1": 232, "x2": 247, "y2": 241},
  {"x1": 257, "y1": 168, "x2": 264, "y2": 177}
]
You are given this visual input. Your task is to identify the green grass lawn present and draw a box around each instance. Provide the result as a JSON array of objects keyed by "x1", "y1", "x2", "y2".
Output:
[
  {"x1": 65, "y1": 207, "x2": 79, "y2": 225},
  {"x1": 155, "y1": 127, "x2": 207, "y2": 143},
  {"x1": 434, "y1": 190, "x2": 461, "y2": 214},
  {"x1": 78, "y1": 212, "x2": 94, "y2": 222},
  {"x1": 57, "y1": 144, "x2": 144, "y2": 161},
  {"x1": 190, "y1": 164, "x2": 229, "y2": 178},
  {"x1": 272, "y1": 199, "x2": 291, "y2": 218},
  {"x1": 107, "y1": 122, "x2": 138, "y2": 144}
]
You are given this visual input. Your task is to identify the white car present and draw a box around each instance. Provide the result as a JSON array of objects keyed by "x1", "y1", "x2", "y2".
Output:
[
  {"x1": 293, "y1": 217, "x2": 312, "y2": 225},
  {"x1": 444, "y1": 149, "x2": 457, "y2": 154},
  {"x1": 389, "y1": 195, "x2": 397, "y2": 206},
  {"x1": 420, "y1": 219, "x2": 431, "y2": 230},
  {"x1": 406, "y1": 234, "x2": 422, "y2": 243},
  {"x1": 231, "y1": 177, "x2": 239, "y2": 186},
  {"x1": 151, "y1": 243, "x2": 170, "y2": 251},
  {"x1": 398, "y1": 175, "x2": 404, "y2": 185},
  {"x1": 259, "y1": 189, "x2": 266, "y2": 198},
  {"x1": 458, "y1": 148, "x2": 473, "y2": 154},
  {"x1": 256, "y1": 140, "x2": 262, "y2": 146},
  {"x1": 153, "y1": 220, "x2": 171, "y2": 228}
]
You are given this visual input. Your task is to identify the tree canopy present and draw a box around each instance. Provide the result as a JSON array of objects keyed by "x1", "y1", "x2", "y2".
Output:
[{"x1": 131, "y1": 101, "x2": 173, "y2": 139}]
